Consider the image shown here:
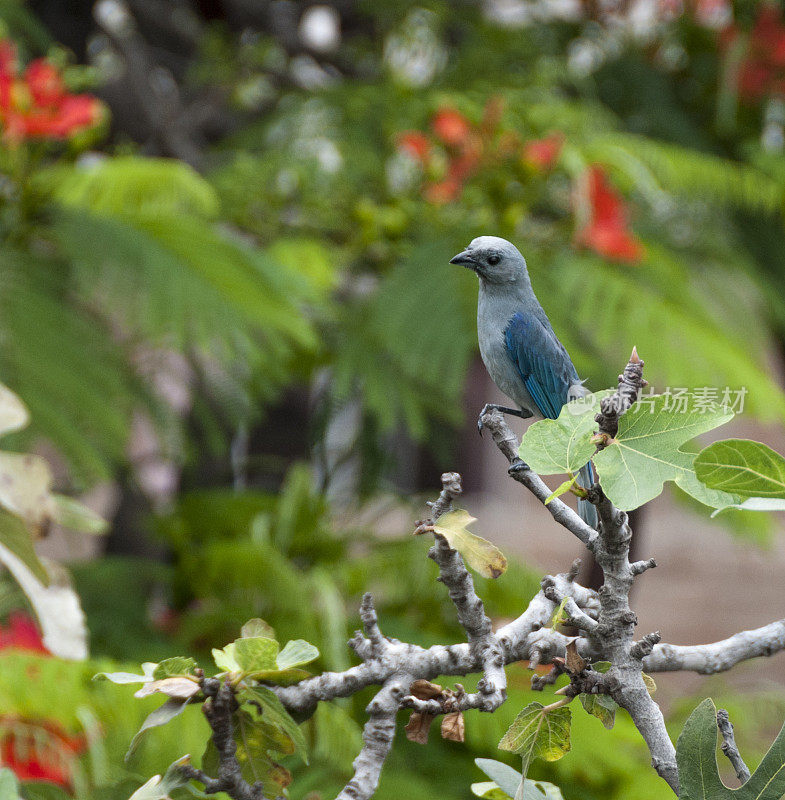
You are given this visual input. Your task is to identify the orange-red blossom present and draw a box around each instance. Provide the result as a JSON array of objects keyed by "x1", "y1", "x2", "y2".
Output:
[{"x1": 0, "y1": 39, "x2": 103, "y2": 144}]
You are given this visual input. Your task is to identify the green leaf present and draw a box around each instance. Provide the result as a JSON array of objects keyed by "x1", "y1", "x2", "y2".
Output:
[
  {"x1": 471, "y1": 781, "x2": 512, "y2": 799},
  {"x1": 247, "y1": 668, "x2": 311, "y2": 685},
  {"x1": 241, "y1": 618, "x2": 276, "y2": 639},
  {"x1": 713, "y1": 497, "x2": 785, "y2": 515},
  {"x1": 0, "y1": 509, "x2": 50, "y2": 585},
  {"x1": 579, "y1": 693, "x2": 618, "y2": 729},
  {"x1": 695, "y1": 439, "x2": 785, "y2": 498},
  {"x1": 234, "y1": 637, "x2": 279, "y2": 673},
  {"x1": 126, "y1": 699, "x2": 191, "y2": 761},
  {"x1": 241, "y1": 685, "x2": 308, "y2": 764},
  {"x1": 232, "y1": 709, "x2": 292, "y2": 795},
  {"x1": 519, "y1": 392, "x2": 612, "y2": 474},
  {"x1": 212, "y1": 643, "x2": 240, "y2": 673},
  {"x1": 593, "y1": 395, "x2": 736, "y2": 511},
  {"x1": 0, "y1": 768, "x2": 21, "y2": 800},
  {"x1": 475, "y1": 759, "x2": 521, "y2": 797},
  {"x1": 276, "y1": 640, "x2": 319, "y2": 671},
  {"x1": 676, "y1": 698, "x2": 785, "y2": 800},
  {"x1": 430, "y1": 509, "x2": 507, "y2": 579},
  {"x1": 545, "y1": 476, "x2": 580, "y2": 505},
  {"x1": 50, "y1": 156, "x2": 219, "y2": 218},
  {"x1": 50, "y1": 494, "x2": 107, "y2": 534},
  {"x1": 550, "y1": 597, "x2": 569, "y2": 630},
  {"x1": 127, "y1": 755, "x2": 192, "y2": 800},
  {"x1": 153, "y1": 657, "x2": 198, "y2": 680},
  {"x1": 0, "y1": 383, "x2": 29, "y2": 438},
  {"x1": 498, "y1": 703, "x2": 571, "y2": 780}
]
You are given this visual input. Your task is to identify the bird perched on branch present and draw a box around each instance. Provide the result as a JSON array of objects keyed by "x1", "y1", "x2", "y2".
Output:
[{"x1": 450, "y1": 236, "x2": 597, "y2": 528}]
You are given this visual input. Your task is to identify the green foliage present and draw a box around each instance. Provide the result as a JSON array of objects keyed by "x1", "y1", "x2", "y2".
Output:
[
  {"x1": 579, "y1": 694, "x2": 618, "y2": 731},
  {"x1": 695, "y1": 439, "x2": 785, "y2": 498},
  {"x1": 593, "y1": 395, "x2": 737, "y2": 511},
  {"x1": 102, "y1": 623, "x2": 317, "y2": 796},
  {"x1": 520, "y1": 391, "x2": 740, "y2": 511},
  {"x1": 676, "y1": 698, "x2": 785, "y2": 800},
  {"x1": 518, "y1": 392, "x2": 611, "y2": 474},
  {"x1": 499, "y1": 702, "x2": 572, "y2": 782},
  {"x1": 586, "y1": 134, "x2": 784, "y2": 215},
  {"x1": 46, "y1": 157, "x2": 219, "y2": 218}
]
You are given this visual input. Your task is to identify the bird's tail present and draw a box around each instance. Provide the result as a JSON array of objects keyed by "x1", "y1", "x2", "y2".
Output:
[{"x1": 576, "y1": 461, "x2": 598, "y2": 530}]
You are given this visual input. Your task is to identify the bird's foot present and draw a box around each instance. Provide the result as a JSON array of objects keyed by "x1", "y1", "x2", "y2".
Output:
[
  {"x1": 477, "y1": 403, "x2": 526, "y2": 436},
  {"x1": 507, "y1": 458, "x2": 530, "y2": 476}
]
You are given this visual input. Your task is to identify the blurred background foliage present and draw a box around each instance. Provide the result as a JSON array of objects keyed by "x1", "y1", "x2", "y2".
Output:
[{"x1": 0, "y1": 0, "x2": 783, "y2": 798}]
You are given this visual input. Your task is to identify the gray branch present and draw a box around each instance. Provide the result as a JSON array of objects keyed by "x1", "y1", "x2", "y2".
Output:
[
  {"x1": 478, "y1": 408, "x2": 598, "y2": 551},
  {"x1": 717, "y1": 709, "x2": 751, "y2": 785},
  {"x1": 643, "y1": 619, "x2": 785, "y2": 674}
]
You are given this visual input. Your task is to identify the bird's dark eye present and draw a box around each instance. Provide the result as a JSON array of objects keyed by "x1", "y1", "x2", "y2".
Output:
[{"x1": 488, "y1": 254, "x2": 501, "y2": 266}]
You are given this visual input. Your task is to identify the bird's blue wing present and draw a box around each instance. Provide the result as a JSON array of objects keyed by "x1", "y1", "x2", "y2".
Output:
[{"x1": 504, "y1": 311, "x2": 579, "y2": 420}]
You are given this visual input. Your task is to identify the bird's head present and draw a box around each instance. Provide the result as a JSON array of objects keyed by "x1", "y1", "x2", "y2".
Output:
[{"x1": 449, "y1": 236, "x2": 528, "y2": 284}]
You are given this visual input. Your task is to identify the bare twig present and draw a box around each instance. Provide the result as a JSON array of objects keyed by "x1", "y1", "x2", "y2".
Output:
[
  {"x1": 717, "y1": 709, "x2": 751, "y2": 785},
  {"x1": 594, "y1": 346, "x2": 647, "y2": 442}
]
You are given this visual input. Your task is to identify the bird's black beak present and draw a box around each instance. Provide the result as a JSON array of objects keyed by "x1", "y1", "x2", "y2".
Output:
[{"x1": 450, "y1": 250, "x2": 478, "y2": 269}]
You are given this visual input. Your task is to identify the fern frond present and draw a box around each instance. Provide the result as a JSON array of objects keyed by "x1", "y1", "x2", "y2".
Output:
[
  {"x1": 586, "y1": 133, "x2": 783, "y2": 214},
  {"x1": 330, "y1": 242, "x2": 475, "y2": 439},
  {"x1": 538, "y1": 250, "x2": 785, "y2": 422},
  {"x1": 43, "y1": 156, "x2": 219, "y2": 218}
]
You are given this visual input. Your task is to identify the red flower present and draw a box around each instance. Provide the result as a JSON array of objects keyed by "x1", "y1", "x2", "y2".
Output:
[
  {"x1": 0, "y1": 613, "x2": 48, "y2": 655},
  {"x1": 397, "y1": 131, "x2": 430, "y2": 162},
  {"x1": 523, "y1": 134, "x2": 563, "y2": 171},
  {"x1": 431, "y1": 108, "x2": 471, "y2": 146},
  {"x1": 0, "y1": 39, "x2": 103, "y2": 143},
  {"x1": 24, "y1": 59, "x2": 65, "y2": 106},
  {"x1": 0, "y1": 718, "x2": 84, "y2": 787},
  {"x1": 576, "y1": 166, "x2": 644, "y2": 263}
]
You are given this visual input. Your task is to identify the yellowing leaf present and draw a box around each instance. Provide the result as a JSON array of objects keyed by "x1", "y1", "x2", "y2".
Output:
[
  {"x1": 234, "y1": 637, "x2": 279, "y2": 672},
  {"x1": 0, "y1": 453, "x2": 55, "y2": 536},
  {"x1": 431, "y1": 509, "x2": 507, "y2": 579}
]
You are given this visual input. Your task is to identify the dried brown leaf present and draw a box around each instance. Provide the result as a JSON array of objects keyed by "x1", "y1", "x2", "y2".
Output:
[
  {"x1": 409, "y1": 679, "x2": 443, "y2": 700},
  {"x1": 441, "y1": 711, "x2": 465, "y2": 742},
  {"x1": 404, "y1": 712, "x2": 435, "y2": 744},
  {"x1": 565, "y1": 640, "x2": 587, "y2": 675}
]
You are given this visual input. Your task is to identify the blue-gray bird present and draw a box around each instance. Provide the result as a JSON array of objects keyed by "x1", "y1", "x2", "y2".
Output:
[{"x1": 450, "y1": 235, "x2": 598, "y2": 529}]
